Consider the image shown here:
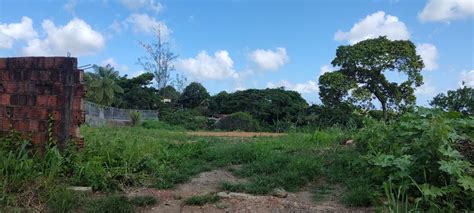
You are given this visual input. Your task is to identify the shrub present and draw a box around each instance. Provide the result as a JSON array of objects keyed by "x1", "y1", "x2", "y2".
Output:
[
  {"x1": 142, "y1": 120, "x2": 183, "y2": 131},
  {"x1": 161, "y1": 109, "x2": 208, "y2": 130},
  {"x1": 128, "y1": 111, "x2": 142, "y2": 126},
  {"x1": 216, "y1": 112, "x2": 260, "y2": 132},
  {"x1": 356, "y1": 108, "x2": 474, "y2": 211},
  {"x1": 47, "y1": 188, "x2": 84, "y2": 213}
]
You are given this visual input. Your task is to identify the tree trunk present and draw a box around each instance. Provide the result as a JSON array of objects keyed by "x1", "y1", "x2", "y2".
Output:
[{"x1": 381, "y1": 101, "x2": 388, "y2": 122}]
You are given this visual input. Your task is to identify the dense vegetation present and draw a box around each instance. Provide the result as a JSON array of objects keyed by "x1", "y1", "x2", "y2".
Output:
[{"x1": 1, "y1": 109, "x2": 472, "y2": 212}]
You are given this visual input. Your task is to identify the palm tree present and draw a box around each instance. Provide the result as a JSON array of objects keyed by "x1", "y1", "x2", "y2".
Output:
[{"x1": 85, "y1": 64, "x2": 124, "y2": 106}]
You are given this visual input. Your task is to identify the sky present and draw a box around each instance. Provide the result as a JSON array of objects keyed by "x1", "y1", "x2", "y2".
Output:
[{"x1": 0, "y1": 0, "x2": 473, "y2": 105}]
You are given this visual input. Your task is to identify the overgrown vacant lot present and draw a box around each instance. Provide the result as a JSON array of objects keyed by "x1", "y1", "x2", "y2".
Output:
[{"x1": 1, "y1": 110, "x2": 473, "y2": 212}]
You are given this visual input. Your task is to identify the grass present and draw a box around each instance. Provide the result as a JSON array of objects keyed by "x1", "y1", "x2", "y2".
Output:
[
  {"x1": 130, "y1": 195, "x2": 158, "y2": 207},
  {"x1": 184, "y1": 194, "x2": 220, "y2": 206},
  {"x1": 311, "y1": 185, "x2": 335, "y2": 202},
  {"x1": 1, "y1": 126, "x2": 370, "y2": 211},
  {"x1": 85, "y1": 195, "x2": 134, "y2": 213}
]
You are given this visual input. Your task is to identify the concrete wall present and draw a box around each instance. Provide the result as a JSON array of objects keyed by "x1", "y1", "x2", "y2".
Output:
[{"x1": 0, "y1": 57, "x2": 85, "y2": 148}]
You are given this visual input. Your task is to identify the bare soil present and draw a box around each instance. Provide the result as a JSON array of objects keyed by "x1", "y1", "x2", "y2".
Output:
[
  {"x1": 125, "y1": 169, "x2": 373, "y2": 213},
  {"x1": 187, "y1": 131, "x2": 287, "y2": 138}
]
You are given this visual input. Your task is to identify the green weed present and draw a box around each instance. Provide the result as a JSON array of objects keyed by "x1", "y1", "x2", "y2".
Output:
[
  {"x1": 85, "y1": 195, "x2": 134, "y2": 213},
  {"x1": 184, "y1": 194, "x2": 220, "y2": 206},
  {"x1": 130, "y1": 195, "x2": 158, "y2": 207}
]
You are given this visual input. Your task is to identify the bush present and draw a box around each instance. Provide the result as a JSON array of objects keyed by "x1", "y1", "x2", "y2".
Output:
[
  {"x1": 128, "y1": 111, "x2": 142, "y2": 126},
  {"x1": 216, "y1": 112, "x2": 260, "y2": 132},
  {"x1": 356, "y1": 108, "x2": 474, "y2": 211},
  {"x1": 142, "y1": 120, "x2": 184, "y2": 131},
  {"x1": 161, "y1": 109, "x2": 208, "y2": 130}
]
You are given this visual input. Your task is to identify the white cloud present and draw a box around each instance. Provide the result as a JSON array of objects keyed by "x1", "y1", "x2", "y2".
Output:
[
  {"x1": 459, "y1": 70, "x2": 474, "y2": 87},
  {"x1": 249, "y1": 47, "x2": 289, "y2": 71},
  {"x1": 267, "y1": 80, "x2": 319, "y2": 94},
  {"x1": 101, "y1": 57, "x2": 129, "y2": 73},
  {"x1": 0, "y1": 17, "x2": 38, "y2": 49},
  {"x1": 419, "y1": 0, "x2": 474, "y2": 22},
  {"x1": 319, "y1": 64, "x2": 335, "y2": 76},
  {"x1": 64, "y1": 0, "x2": 77, "y2": 14},
  {"x1": 124, "y1": 13, "x2": 171, "y2": 39},
  {"x1": 335, "y1": 11, "x2": 410, "y2": 44},
  {"x1": 120, "y1": 0, "x2": 163, "y2": 13},
  {"x1": 415, "y1": 80, "x2": 436, "y2": 96},
  {"x1": 21, "y1": 18, "x2": 105, "y2": 56},
  {"x1": 177, "y1": 50, "x2": 239, "y2": 80},
  {"x1": 416, "y1": 43, "x2": 439, "y2": 71}
]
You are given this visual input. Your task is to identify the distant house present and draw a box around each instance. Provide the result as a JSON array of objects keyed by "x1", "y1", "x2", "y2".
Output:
[{"x1": 161, "y1": 98, "x2": 171, "y2": 103}]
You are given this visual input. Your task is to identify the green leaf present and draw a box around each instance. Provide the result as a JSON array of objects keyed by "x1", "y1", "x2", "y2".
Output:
[
  {"x1": 458, "y1": 175, "x2": 474, "y2": 191},
  {"x1": 419, "y1": 184, "x2": 445, "y2": 198}
]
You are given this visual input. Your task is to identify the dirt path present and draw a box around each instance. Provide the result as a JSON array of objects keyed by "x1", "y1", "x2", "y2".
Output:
[
  {"x1": 125, "y1": 169, "x2": 373, "y2": 213},
  {"x1": 187, "y1": 131, "x2": 286, "y2": 138}
]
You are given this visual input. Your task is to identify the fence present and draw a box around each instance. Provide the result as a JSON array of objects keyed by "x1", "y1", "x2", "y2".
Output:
[{"x1": 85, "y1": 101, "x2": 159, "y2": 126}]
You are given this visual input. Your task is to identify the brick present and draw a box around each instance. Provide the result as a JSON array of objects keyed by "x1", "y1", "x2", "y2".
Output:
[
  {"x1": 73, "y1": 110, "x2": 85, "y2": 124},
  {"x1": 32, "y1": 134, "x2": 46, "y2": 144},
  {"x1": 29, "y1": 71, "x2": 39, "y2": 81},
  {"x1": 47, "y1": 96, "x2": 57, "y2": 107},
  {"x1": 29, "y1": 120, "x2": 39, "y2": 132},
  {"x1": 1, "y1": 118, "x2": 11, "y2": 129},
  {"x1": 13, "y1": 120, "x2": 28, "y2": 131},
  {"x1": 75, "y1": 70, "x2": 84, "y2": 83},
  {"x1": 52, "y1": 110, "x2": 61, "y2": 121},
  {"x1": 50, "y1": 70, "x2": 60, "y2": 81},
  {"x1": 14, "y1": 107, "x2": 28, "y2": 119},
  {"x1": 38, "y1": 121, "x2": 48, "y2": 132},
  {"x1": 0, "y1": 94, "x2": 10, "y2": 105},
  {"x1": 0, "y1": 58, "x2": 6, "y2": 70},
  {"x1": 44, "y1": 58, "x2": 55, "y2": 69},
  {"x1": 10, "y1": 94, "x2": 18, "y2": 105},
  {"x1": 1, "y1": 71, "x2": 12, "y2": 81},
  {"x1": 0, "y1": 57, "x2": 84, "y2": 148},
  {"x1": 39, "y1": 71, "x2": 50, "y2": 81},
  {"x1": 72, "y1": 97, "x2": 83, "y2": 110},
  {"x1": 36, "y1": 95, "x2": 48, "y2": 107},
  {"x1": 75, "y1": 84, "x2": 85, "y2": 97},
  {"x1": 27, "y1": 95, "x2": 37, "y2": 106},
  {"x1": 18, "y1": 95, "x2": 27, "y2": 106},
  {"x1": 5, "y1": 82, "x2": 17, "y2": 93},
  {"x1": 26, "y1": 83, "x2": 36, "y2": 93},
  {"x1": 52, "y1": 83, "x2": 63, "y2": 95},
  {"x1": 30, "y1": 108, "x2": 48, "y2": 120}
]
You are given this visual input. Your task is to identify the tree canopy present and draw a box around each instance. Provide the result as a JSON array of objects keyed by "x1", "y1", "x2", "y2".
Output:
[
  {"x1": 320, "y1": 36, "x2": 424, "y2": 120},
  {"x1": 209, "y1": 88, "x2": 308, "y2": 128},
  {"x1": 430, "y1": 85, "x2": 473, "y2": 115},
  {"x1": 85, "y1": 65, "x2": 124, "y2": 106},
  {"x1": 178, "y1": 82, "x2": 210, "y2": 109}
]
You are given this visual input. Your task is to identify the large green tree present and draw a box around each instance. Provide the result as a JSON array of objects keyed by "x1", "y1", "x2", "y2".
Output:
[
  {"x1": 321, "y1": 36, "x2": 424, "y2": 120},
  {"x1": 430, "y1": 85, "x2": 473, "y2": 115},
  {"x1": 209, "y1": 88, "x2": 308, "y2": 128},
  {"x1": 178, "y1": 82, "x2": 210, "y2": 109},
  {"x1": 85, "y1": 65, "x2": 124, "y2": 106},
  {"x1": 114, "y1": 72, "x2": 161, "y2": 110}
]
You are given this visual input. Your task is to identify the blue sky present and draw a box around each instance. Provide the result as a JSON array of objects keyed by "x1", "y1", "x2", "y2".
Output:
[{"x1": 0, "y1": 0, "x2": 473, "y2": 105}]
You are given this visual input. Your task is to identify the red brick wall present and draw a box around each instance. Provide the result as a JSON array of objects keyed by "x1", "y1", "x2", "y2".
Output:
[{"x1": 0, "y1": 57, "x2": 85, "y2": 148}]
